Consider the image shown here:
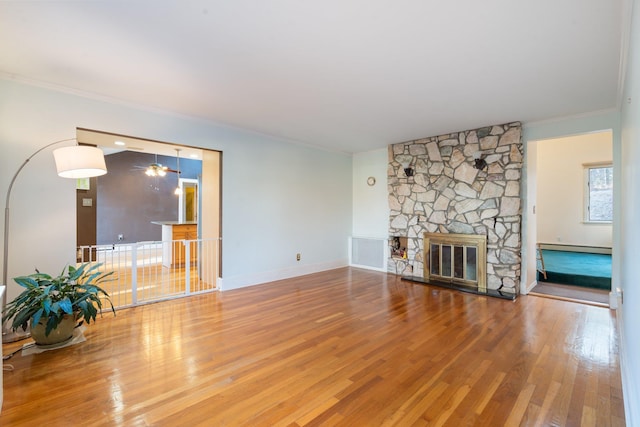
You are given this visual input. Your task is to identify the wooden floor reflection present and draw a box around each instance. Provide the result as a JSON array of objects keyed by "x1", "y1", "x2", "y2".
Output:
[{"x1": 1, "y1": 267, "x2": 625, "y2": 426}]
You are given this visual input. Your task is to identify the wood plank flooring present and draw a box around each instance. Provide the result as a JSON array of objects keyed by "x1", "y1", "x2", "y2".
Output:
[{"x1": 1, "y1": 267, "x2": 625, "y2": 426}]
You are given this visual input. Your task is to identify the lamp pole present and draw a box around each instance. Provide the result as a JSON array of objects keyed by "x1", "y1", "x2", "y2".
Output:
[{"x1": 2, "y1": 138, "x2": 107, "y2": 343}]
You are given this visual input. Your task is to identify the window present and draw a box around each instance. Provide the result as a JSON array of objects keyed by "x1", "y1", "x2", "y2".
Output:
[{"x1": 584, "y1": 164, "x2": 613, "y2": 222}]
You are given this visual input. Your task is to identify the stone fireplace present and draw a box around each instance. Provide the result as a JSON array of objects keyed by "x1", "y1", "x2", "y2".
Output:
[{"x1": 388, "y1": 122, "x2": 523, "y2": 295}]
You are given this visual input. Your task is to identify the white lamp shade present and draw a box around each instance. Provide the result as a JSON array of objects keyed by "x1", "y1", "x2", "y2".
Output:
[{"x1": 53, "y1": 146, "x2": 107, "y2": 178}]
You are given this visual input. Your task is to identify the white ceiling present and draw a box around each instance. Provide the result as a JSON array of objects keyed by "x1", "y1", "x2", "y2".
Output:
[{"x1": 0, "y1": 1, "x2": 626, "y2": 153}]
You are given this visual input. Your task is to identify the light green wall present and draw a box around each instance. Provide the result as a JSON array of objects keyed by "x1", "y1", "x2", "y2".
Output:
[
  {"x1": 620, "y1": 0, "x2": 640, "y2": 423},
  {"x1": 0, "y1": 79, "x2": 353, "y2": 297},
  {"x1": 352, "y1": 148, "x2": 389, "y2": 238}
]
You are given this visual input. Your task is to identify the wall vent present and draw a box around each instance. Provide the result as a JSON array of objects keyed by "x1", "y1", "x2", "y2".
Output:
[{"x1": 349, "y1": 237, "x2": 387, "y2": 271}]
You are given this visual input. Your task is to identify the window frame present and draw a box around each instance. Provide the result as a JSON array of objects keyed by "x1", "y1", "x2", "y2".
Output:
[{"x1": 583, "y1": 162, "x2": 613, "y2": 224}]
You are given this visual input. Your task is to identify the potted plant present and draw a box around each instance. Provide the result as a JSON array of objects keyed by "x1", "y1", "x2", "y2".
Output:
[{"x1": 2, "y1": 262, "x2": 115, "y2": 346}]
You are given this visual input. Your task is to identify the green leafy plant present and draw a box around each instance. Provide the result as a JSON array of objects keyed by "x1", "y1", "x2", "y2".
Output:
[{"x1": 2, "y1": 263, "x2": 115, "y2": 336}]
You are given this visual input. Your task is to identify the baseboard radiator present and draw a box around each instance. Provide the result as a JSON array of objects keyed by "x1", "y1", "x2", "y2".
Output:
[{"x1": 349, "y1": 237, "x2": 388, "y2": 272}]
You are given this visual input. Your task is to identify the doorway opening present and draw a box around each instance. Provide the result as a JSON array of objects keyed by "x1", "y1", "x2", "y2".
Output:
[
  {"x1": 75, "y1": 128, "x2": 222, "y2": 308},
  {"x1": 179, "y1": 178, "x2": 199, "y2": 223},
  {"x1": 525, "y1": 130, "x2": 613, "y2": 305}
]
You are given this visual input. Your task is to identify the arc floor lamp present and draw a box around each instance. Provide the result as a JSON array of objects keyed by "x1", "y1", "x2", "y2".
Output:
[{"x1": 2, "y1": 138, "x2": 107, "y2": 343}]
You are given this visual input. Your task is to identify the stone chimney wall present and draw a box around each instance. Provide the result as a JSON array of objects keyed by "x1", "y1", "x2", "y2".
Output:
[{"x1": 388, "y1": 122, "x2": 523, "y2": 293}]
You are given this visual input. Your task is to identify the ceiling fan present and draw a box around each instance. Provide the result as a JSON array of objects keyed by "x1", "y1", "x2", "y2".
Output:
[
  {"x1": 144, "y1": 162, "x2": 179, "y2": 177},
  {"x1": 133, "y1": 153, "x2": 180, "y2": 177}
]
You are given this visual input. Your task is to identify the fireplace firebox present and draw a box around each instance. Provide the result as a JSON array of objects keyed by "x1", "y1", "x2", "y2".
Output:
[{"x1": 424, "y1": 232, "x2": 487, "y2": 292}]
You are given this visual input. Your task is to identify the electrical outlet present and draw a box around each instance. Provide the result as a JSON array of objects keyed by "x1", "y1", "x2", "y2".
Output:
[
  {"x1": 118, "y1": 234, "x2": 124, "y2": 241},
  {"x1": 296, "y1": 253, "x2": 301, "y2": 261}
]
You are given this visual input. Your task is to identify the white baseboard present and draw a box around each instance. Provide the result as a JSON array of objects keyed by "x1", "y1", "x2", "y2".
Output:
[
  {"x1": 219, "y1": 259, "x2": 349, "y2": 291},
  {"x1": 350, "y1": 262, "x2": 387, "y2": 273},
  {"x1": 537, "y1": 243, "x2": 612, "y2": 254}
]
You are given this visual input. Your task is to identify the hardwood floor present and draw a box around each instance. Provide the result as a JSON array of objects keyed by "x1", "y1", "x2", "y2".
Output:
[{"x1": 1, "y1": 267, "x2": 625, "y2": 426}]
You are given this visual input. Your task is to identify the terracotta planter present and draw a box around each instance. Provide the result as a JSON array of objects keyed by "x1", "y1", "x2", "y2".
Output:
[{"x1": 30, "y1": 313, "x2": 78, "y2": 346}]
